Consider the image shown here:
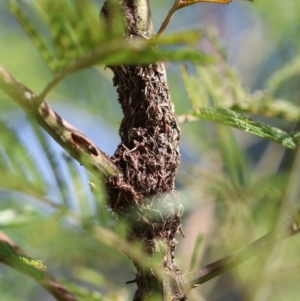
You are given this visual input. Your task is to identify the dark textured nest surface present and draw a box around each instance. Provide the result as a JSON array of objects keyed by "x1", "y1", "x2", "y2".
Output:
[
  {"x1": 102, "y1": 0, "x2": 181, "y2": 214},
  {"x1": 106, "y1": 62, "x2": 180, "y2": 206}
]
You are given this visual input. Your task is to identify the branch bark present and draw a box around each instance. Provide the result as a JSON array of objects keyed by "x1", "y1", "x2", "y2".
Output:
[{"x1": 0, "y1": 65, "x2": 121, "y2": 179}]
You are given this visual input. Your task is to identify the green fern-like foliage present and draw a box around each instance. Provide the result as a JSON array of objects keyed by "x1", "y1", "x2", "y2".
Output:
[
  {"x1": 0, "y1": 118, "x2": 117, "y2": 298},
  {"x1": 9, "y1": 0, "x2": 211, "y2": 77},
  {"x1": 9, "y1": 0, "x2": 107, "y2": 72},
  {"x1": 266, "y1": 56, "x2": 300, "y2": 95},
  {"x1": 180, "y1": 49, "x2": 300, "y2": 149},
  {"x1": 2, "y1": 1, "x2": 300, "y2": 301},
  {"x1": 192, "y1": 107, "x2": 298, "y2": 149},
  {"x1": 0, "y1": 120, "x2": 46, "y2": 194}
]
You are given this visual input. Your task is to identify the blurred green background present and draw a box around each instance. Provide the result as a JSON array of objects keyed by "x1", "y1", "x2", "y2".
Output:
[{"x1": 1, "y1": 0, "x2": 300, "y2": 301}]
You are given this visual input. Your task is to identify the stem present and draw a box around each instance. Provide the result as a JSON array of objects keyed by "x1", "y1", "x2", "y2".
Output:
[
  {"x1": 156, "y1": 0, "x2": 233, "y2": 39},
  {"x1": 156, "y1": 0, "x2": 181, "y2": 39}
]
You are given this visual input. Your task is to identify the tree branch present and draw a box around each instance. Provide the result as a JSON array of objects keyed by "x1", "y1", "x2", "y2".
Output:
[
  {"x1": 179, "y1": 215, "x2": 300, "y2": 294},
  {"x1": 0, "y1": 230, "x2": 79, "y2": 301},
  {"x1": 0, "y1": 65, "x2": 121, "y2": 179},
  {"x1": 156, "y1": 0, "x2": 181, "y2": 39},
  {"x1": 156, "y1": 0, "x2": 252, "y2": 39}
]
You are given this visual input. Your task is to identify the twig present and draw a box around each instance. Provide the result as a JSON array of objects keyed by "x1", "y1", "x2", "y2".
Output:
[
  {"x1": 176, "y1": 114, "x2": 198, "y2": 123},
  {"x1": 0, "y1": 65, "x2": 121, "y2": 179},
  {"x1": 178, "y1": 0, "x2": 231, "y2": 10},
  {"x1": 0, "y1": 230, "x2": 79, "y2": 301},
  {"x1": 179, "y1": 215, "x2": 300, "y2": 294},
  {"x1": 156, "y1": 0, "x2": 182, "y2": 39},
  {"x1": 156, "y1": 0, "x2": 232, "y2": 39}
]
